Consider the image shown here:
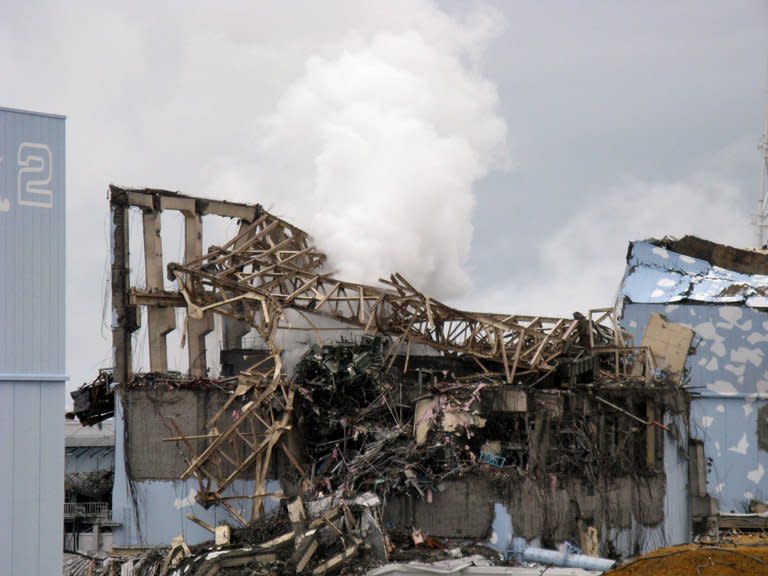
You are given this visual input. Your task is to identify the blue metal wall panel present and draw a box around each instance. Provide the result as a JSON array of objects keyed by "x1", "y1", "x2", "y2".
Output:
[
  {"x1": 12, "y1": 382, "x2": 42, "y2": 574},
  {"x1": 0, "y1": 384, "x2": 12, "y2": 568},
  {"x1": 0, "y1": 382, "x2": 64, "y2": 575},
  {"x1": 621, "y1": 302, "x2": 768, "y2": 512},
  {"x1": 0, "y1": 108, "x2": 65, "y2": 576},
  {"x1": 0, "y1": 108, "x2": 65, "y2": 375},
  {"x1": 39, "y1": 381, "x2": 65, "y2": 575},
  {"x1": 663, "y1": 412, "x2": 690, "y2": 544}
]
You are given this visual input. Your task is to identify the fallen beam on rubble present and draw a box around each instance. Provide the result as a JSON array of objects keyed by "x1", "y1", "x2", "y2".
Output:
[{"x1": 310, "y1": 543, "x2": 359, "y2": 575}]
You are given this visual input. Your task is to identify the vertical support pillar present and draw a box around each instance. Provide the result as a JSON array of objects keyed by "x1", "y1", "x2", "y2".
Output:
[
  {"x1": 223, "y1": 318, "x2": 251, "y2": 350},
  {"x1": 688, "y1": 440, "x2": 707, "y2": 497},
  {"x1": 184, "y1": 211, "x2": 214, "y2": 376},
  {"x1": 143, "y1": 209, "x2": 176, "y2": 372},
  {"x1": 646, "y1": 400, "x2": 656, "y2": 468},
  {"x1": 223, "y1": 221, "x2": 255, "y2": 350},
  {"x1": 111, "y1": 192, "x2": 134, "y2": 387}
]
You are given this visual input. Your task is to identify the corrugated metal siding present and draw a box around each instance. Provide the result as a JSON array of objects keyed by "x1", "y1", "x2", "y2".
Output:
[
  {"x1": 65, "y1": 419, "x2": 114, "y2": 447},
  {"x1": 0, "y1": 108, "x2": 66, "y2": 374},
  {"x1": 0, "y1": 108, "x2": 65, "y2": 576},
  {"x1": 0, "y1": 381, "x2": 65, "y2": 575}
]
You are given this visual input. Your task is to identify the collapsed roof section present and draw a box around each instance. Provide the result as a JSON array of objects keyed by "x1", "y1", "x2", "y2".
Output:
[
  {"x1": 621, "y1": 236, "x2": 768, "y2": 308},
  {"x1": 166, "y1": 202, "x2": 593, "y2": 384},
  {"x1": 107, "y1": 186, "x2": 664, "y2": 397},
  {"x1": 106, "y1": 187, "x2": 682, "y2": 535}
]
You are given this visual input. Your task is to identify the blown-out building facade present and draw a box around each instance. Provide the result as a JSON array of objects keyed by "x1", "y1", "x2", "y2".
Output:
[{"x1": 618, "y1": 237, "x2": 768, "y2": 522}]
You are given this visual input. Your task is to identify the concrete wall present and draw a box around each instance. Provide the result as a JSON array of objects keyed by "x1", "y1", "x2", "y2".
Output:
[
  {"x1": 0, "y1": 108, "x2": 65, "y2": 576},
  {"x1": 121, "y1": 386, "x2": 234, "y2": 480},
  {"x1": 112, "y1": 394, "x2": 281, "y2": 547},
  {"x1": 74, "y1": 529, "x2": 113, "y2": 555},
  {"x1": 384, "y1": 477, "x2": 496, "y2": 539},
  {"x1": 385, "y1": 472, "x2": 673, "y2": 559}
]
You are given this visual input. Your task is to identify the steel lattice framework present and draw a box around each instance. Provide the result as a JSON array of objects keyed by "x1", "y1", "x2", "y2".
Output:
[
  {"x1": 112, "y1": 187, "x2": 641, "y2": 525},
  {"x1": 165, "y1": 204, "x2": 592, "y2": 520},
  {"x1": 170, "y1": 211, "x2": 584, "y2": 383}
]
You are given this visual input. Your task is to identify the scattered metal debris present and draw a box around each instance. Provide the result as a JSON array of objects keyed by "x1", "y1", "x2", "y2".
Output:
[{"x1": 69, "y1": 369, "x2": 115, "y2": 426}]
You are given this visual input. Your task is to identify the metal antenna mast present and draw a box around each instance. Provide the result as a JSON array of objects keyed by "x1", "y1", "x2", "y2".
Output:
[
  {"x1": 755, "y1": 52, "x2": 768, "y2": 248},
  {"x1": 756, "y1": 103, "x2": 768, "y2": 248}
]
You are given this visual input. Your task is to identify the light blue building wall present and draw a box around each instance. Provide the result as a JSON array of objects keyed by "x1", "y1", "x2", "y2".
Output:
[
  {"x1": 619, "y1": 241, "x2": 768, "y2": 513},
  {"x1": 0, "y1": 107, "x2": 66, "y2": 575}
]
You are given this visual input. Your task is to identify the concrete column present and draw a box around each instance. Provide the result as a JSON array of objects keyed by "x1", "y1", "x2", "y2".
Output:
[
  {"x1": 142, "y1": 210, "x2": 175, "y2": 372},
  {"x1": 223, "y1": 318, "x2": 250, "y2": 350},
  {"x1": 222, "y1": 221, "x2": 254, "y2": 350},
  {"x1": 111, "y1": 199, "x2": 134, "y2": 387},
  {"x1": 184, "y1": 212, "x2": 213, "y2": 376}
]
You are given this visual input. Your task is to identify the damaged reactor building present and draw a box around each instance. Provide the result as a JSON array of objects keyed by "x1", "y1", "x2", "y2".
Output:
[{"x1": 68, "y1": 186, "x2": 722, "y2": 574}]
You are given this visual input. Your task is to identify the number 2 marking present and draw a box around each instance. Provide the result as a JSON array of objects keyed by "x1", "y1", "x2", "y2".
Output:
[{"x1": 18, "y1": 142, "x2": 53, "y2": 209}]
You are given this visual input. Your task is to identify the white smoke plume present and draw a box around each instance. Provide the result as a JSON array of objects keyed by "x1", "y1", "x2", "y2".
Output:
[
  {"x1": 0, "y1": 0, "x2": 508, "y2": 392},
  {"x1": 459, "y1": 174, "x2": 752, "y2": 316},
  {"x1": 212, "y1": 4, "x2": 508, "y2": 298}
]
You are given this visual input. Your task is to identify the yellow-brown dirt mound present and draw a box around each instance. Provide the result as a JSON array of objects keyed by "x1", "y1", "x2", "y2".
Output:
[{"x1": 605, "y1": 543, "x2": 768, "y2": 576}]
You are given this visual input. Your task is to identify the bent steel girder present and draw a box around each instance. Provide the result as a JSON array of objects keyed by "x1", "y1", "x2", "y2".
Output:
[{"x1": 169, "y1": 208, "x2": 582, "y2": 382}]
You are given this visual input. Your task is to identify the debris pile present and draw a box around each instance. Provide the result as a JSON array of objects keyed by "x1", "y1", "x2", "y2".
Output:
[
  {"x1": 294, "y1": 336, "x2": 493, "y2": 499},
  {"x1": 167, "y1": 497, "x2": 380, "y2": 575},
  {"x1": 68, "y1": 369, "x2": 114, "y2": 425},
  {"x1": 96, "y1": 188, "x2": 699, "y2": 571},
  {"x1": 63, "y1": 552, "x2": 101, "y2": 576},
  {"x1": 290, "y1": 333, "x2": 669, "y2": 504},
  {"x1": 109, "y1": 492, "x2": 485, "y2": 576}
]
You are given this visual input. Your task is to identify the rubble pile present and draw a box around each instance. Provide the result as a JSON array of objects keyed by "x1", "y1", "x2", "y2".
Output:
[
  {"x1": 63, "y1": 552, "x2": 101, "y2": 576},
  {"x1": 294, "y1": 336, "x2": 483, "y2": 500},
  {"x1": 89, "y1": 189, "x2": 705, "y2": 573},
  {"x1": 289, "y1": 331, "x2": 670, "y2": 507},
  {"x1": 106, "y1": 492, "x2": 457, "y2": 576},
  {"x1": 68, "y1": 369, "x2": 115, "y2": 425}
]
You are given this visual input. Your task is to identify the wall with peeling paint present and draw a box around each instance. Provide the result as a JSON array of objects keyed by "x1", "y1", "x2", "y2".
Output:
[{"x1": 619, "y1": 241, "x2": 768, "y2": 513}]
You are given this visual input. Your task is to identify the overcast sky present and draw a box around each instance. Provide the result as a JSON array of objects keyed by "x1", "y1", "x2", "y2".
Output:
[{"x1": 1, "y1": 1, "x2": 766, "y2": 394}]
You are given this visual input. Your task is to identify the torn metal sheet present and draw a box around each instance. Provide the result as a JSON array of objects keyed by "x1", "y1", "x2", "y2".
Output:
[
  {"x1": 627, "y1": 241, "x2": 710, "y2": 275},
  {"x1": 623, "y1": 241, "x2": 768, "y2": 307},
  {"x1": 620, "y1": 237, "x2": 768, "y2": 523},
  {"x1": 621, "y1": 266, "x2": 689, "y2": 304},
  {"x1": 638, "y1": 313, "x2": 694, "y2": 385}
]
